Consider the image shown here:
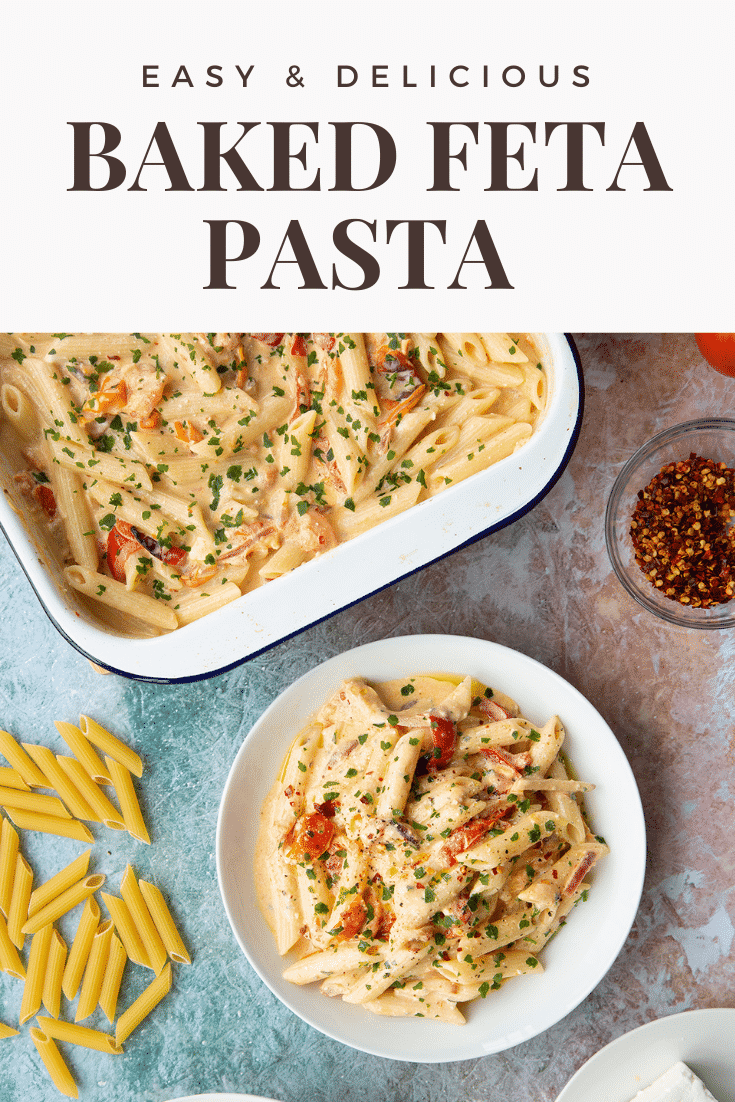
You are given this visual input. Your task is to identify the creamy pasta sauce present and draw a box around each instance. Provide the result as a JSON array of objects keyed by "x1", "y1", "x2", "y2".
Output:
[
  {"x1": 255, "y1": 673, "x2": 606, "y2": 1023},
  {"x1": 0, "y1": 333, "x2": 546, "y2": 635}
]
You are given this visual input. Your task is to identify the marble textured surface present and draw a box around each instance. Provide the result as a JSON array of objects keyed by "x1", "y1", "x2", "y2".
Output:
[{"x1": 1, "y1": 333, "x2": 733, "y2": 1102}]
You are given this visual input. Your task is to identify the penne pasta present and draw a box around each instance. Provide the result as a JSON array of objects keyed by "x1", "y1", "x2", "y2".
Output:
[
  {"x1": 54, "y1": 723, "x2": 111, "y2": 785},
  {"x1": 29, "y1": 850, "x2": 92, "y2": 918},
  {"x1": 4, "y1": 808, "x2": 94, "y2": 843},
  {"x1": 138, "y1": 880, "x2": 190, "y2": 964},
  {"x1": 101, "y1": 893, "x2": 151, "y2": 969},
  {"x1": 20, "y1": 923, "x2": 53, "y2": 1024},
  {"x1": 77, "y1": 716, "x2": 143, "y2": 778},
  {"x1": 7, "y1": 853, "x2": 33, "y2": 948},
  {"x1": 256, "y1": 671, "x2": 606, "y2": 1024},
  {"x1": 42, "y1": 930, "x2": 68, "y2": 1018},
  {"x1": 0, "y1": 816, "x2": 19, "y2": 917},
  {"x1": 62, "y1": 896, "x2": 100, "y2": 1001},
  {"x1": 2, "y1": 334, "x2": 547, "y2": 636},
  {"x1": 0, "y1": 910, "x2": 26, "y2": 978},
  {"x1": 98, "y1": 932, "x2": 127, "y2": 1023},
  {"x1": 75, "y1": 919, "x2": 113, "y2": 1021},
  {"x1": 104, "y1": 758, "x2": 149, "y2": 843},
  {"x1": 0, "y1": 767, "x2": 30, "y2": 790},
  {"x1": 35, "y1": 1015, "x2": 123, "y2": 1054},
  {"x1": 0, "y1": 729, "x2": 49, "y2": 786},
  {"x1": 54, "y1": 757, "x2": 125, "y2": 830},
  {"x1": 115, "y1": 961, "x2": 172, "y2": 1045},
  {"x1": 22, "y1": 873, "x2": 105, "y2": 936},
  {"x1": 21, "y1": 744, "x2": 100, "y2": 821},
  {"x1": 29, "y1": 1027, "x2": 79, "y2": 1098},
  {"x1": 119, "y1": 865, "x2": 168, "y2": 975}
]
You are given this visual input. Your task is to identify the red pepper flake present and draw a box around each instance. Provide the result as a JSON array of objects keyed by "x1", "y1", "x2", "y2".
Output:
[{"x1": 630, "y1": 452, "x2": 735, "y2": 607}]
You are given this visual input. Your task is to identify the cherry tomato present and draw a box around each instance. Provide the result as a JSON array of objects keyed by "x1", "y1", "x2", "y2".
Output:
[
  {"x1": 426, "y1": 716, "x2": 457, "y2": 772},
  {"x1": 694, "y1": 333, "x2": 735, "y2": 377},
  {"x1": 106, "y1": 521, "x2": 140, "y2": 582},
  {"x1": 293, "y1": 810, "x2": 334, "y2": 859}
]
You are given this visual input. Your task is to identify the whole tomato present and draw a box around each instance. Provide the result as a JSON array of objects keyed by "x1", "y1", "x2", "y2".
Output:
[{"x1": 694, "y1": 333, "x2": 735, "y2": 377}]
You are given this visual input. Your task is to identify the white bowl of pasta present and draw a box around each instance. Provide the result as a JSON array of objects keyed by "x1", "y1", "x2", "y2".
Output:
[
  {"x1": 0, "y1": 333, "x2": 581, "y2": 681},
  {"x1": 216, "y1": 635, "x2": 644, "y2": 1063}
]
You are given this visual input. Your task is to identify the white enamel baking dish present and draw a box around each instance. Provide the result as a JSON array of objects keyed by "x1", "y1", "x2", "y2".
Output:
[{"x1": 0, "y1": 334, "x2": 582, "y2": 682}]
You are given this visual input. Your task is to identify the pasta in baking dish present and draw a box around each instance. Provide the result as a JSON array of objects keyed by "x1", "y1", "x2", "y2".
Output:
[
  {"x1": 255, "y1": 673, "x2": 607, "y2": 1023},
  {"x1": 0, "y1": 333, "x2": 546, "y2": 635}
]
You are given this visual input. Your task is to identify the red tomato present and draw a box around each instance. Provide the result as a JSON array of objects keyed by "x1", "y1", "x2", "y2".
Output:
[
  {"x1": 426, "y1": 716, "x2": 457, "y2": 772},
  {"x1": 251, "y1": 333, "x2": 285, "y2": 348},
  {"x1": 34, "y1": 484, "x2": 57, "y2": 518},
  {"x1": 694, "y1": 333, "x2": 735, "y2": 377},
  {"x1": 106, "y1": 521, "x2": 140, "y2": 582},
  {"x1": 291, "y1": 334, "x2": 308, "y2": 358},
  {"x1": 293, "y1": 811, "x2": 334, "y2": 859},
  {"x1": 337, "y1": 898, "x2": 367, "y2": 940}
]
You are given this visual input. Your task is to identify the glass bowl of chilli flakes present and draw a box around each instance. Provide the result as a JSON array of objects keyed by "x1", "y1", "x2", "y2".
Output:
[{"x1": 605, "y1": 418, "x2": 735, "y2": 629}]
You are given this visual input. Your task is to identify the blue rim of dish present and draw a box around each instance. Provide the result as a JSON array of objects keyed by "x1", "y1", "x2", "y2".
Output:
[{"x1": 0, "y1": 335, "x2": 585, "y2": 683}]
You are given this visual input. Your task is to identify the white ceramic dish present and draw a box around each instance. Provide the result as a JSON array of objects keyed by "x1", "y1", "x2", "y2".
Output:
[
  {"x1": 555, "y1": 1008, "x2": 735, "y2": 1102},
  {"x1": 0, "y1": 335, "x2": 582, "y2": 682},
  {"x1": 216, "y1": 634, "x2": 645, "y2": 1063}
]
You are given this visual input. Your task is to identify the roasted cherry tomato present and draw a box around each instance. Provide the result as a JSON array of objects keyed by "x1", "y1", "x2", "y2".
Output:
[
  {"x1": 251, "y1": 333, "x2": 285, "y2": 348},
  {"x1": 293, "y1": 810, "x2": 334, "y2": 859},
  {"x1": 106, "y1": 521, "x2": 140, "y2": 581},
  {"x1": 694, "y1": 333, "x2": 735, "y2": 377},
  {"x1": 426, "y1": 716, "x2": 457, "y2": 772}
]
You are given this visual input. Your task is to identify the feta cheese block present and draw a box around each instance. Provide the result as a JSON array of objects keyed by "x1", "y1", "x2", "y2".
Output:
[{"x1": 630, "y1": 1061, "x2": 719, "y2": 1102}]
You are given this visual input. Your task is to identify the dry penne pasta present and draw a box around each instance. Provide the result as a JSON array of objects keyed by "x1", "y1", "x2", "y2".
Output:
[
  {"x1": 54, "y1": 757, "x2": 125, "y2": 830},
  {"x1": 23, "y1": 874, "x2": 105, "y2": 936},
  {"x1": 115, "y1": 961, "x2": 171, "y2": 1045},
  {"x1": 20, "y1": 923, "x2": 53, "y2": 1024},
  {"x1": 0, "y1": 816, "x2": 19, "y2": 917},
  {"x1": 119, "y1": 865, "x2": 167, "y2": 975},
  {"x1": 0, "y1": 786, "x2": 72, "y2": 819},
  {"x1": 36, "y1": 1015, "x2": 123, "y2": 1054},
  {"x1": 256, "y1": 671, "x2": 606, "y2": 1023},
  {"x1": 2, "y1": 333, "x2": 547, "y2": 635},
  {"x1": 104, "y1": 758, "x2": 149, "y2": 843},
  {"x1": 75, "y1": 919, "x2": 113, "y2": 1021},
  {"x1": 0, "y1": 767, "x2": 29, "y2": 790},
  {"x1": 0, "y1": 910, "x2": 26, "y2": 978},
  {"x1": 98, "y1": 932, "x2": 127, "y2": 1023},
  {"x1": 29, "y1": 850, "x2": 92, "y2": 918},
  {"x1": 7, "y1": 852, "x2": 33, "y2": 948},
  {"x1": 42, "y1": 930, "x2": 68, "y2": 1018},
  {"x1": 62, "y1": 896, "x2": 100, "y2": 1001},
  {"x1": 29, "y1": 1027, "x2": 79, "y2": 1098},
  {"x1": 0, "y1": 1020, "x2": 20, "y2": 1038},
  {"x1": 4, "y1": 809, "x2": 94, "y2": 844},
  {"x1": 78, "y1": 716, "x2": 143, "y2": 778},
  {"x1": 21, "y1": 744, "x2": 101, "y2": 822},
  {"x1": 0, "y1": 729, "x2": 49, "y2": 786},
  {"x1": 101, "y1": 893, "x2": 151, "y2": 969},
  {"x1": 138, "y1": 880, "x2": 190, "y2": 964},
  {"x1": 54, "y1": 722, "x2": 111, "y2": 785}
]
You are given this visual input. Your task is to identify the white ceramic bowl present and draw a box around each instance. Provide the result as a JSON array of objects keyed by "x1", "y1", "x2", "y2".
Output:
[
  {"x1": 0, "y1": 335, "x2": 582, "y2": 681},
  {"x1": 216, "y1": 635, "x2": 645, "y2": 1063}
]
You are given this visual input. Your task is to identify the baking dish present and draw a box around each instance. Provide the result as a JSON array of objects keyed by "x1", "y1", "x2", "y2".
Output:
[{"x1": 0, "y1": 333, "x2": 582, "y2": 681}]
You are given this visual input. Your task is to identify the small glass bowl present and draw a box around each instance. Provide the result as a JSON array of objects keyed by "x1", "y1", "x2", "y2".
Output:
[{"x1": 605, "y1": 418, "x2": 735, "y2": 629}]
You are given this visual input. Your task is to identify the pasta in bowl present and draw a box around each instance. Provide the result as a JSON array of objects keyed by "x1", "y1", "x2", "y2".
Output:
[
  {"x1": 256, "y1": 672, "x2": 607, "y2": 1024},
  {"x1": 216, "y1": 636, "x2": 645, "y2": 1062}
]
